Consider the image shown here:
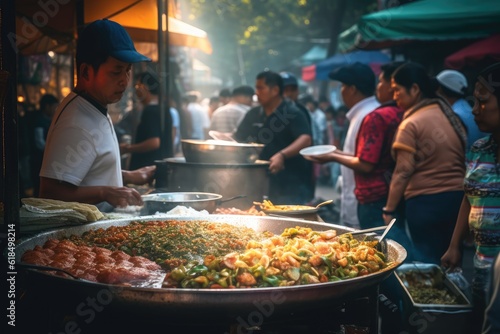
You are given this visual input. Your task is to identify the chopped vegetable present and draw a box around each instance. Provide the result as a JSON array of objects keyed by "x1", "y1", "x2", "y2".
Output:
[{"x1": 60, "y1": 221, "x2": 393, "y2": 289}]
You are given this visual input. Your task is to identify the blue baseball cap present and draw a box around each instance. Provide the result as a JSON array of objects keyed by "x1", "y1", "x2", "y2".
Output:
[
  {"x1": 77, "y1": 19, "x2": 151, "y2": 64},
  {"x1": 280, "y1": 72, "x2": 299, "y2": 87},
  {"x1": 329, "y1": 62, "x2": 375, "y2": 96}
]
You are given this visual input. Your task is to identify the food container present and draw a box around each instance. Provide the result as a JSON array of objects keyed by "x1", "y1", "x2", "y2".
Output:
[
  {"x1": 260, "y1": 204, "x2": 321, "y2": 221},
  {"x1": 141, "y1": 192, "x2": 244, "y2": 214},
  {"x1": 395, "y1": 263, "x2": 473, "y2": 334},
  {"x1": 181, "y1": 139, "x2": 264, "y2": 164},
  {"x1": 154, "y1": 157, "x2": 270, "y2": 209}
]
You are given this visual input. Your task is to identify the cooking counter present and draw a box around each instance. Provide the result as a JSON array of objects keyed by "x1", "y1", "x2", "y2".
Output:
[{"x1": 17, "y1": 274, "x2": 378, "y2": 333}]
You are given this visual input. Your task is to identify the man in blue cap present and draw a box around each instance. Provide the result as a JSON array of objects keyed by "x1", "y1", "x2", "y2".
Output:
[
  {"x1": 326, "y1": 62, "x2": 380, "y2": 228},
  {"x1": 40, "y1": 19, "x2": 155, "y2": 210}
]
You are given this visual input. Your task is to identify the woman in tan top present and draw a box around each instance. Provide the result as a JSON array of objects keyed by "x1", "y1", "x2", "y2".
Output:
[{"x1": 382, "y1": 62, "x2": 467, "y2": 264}]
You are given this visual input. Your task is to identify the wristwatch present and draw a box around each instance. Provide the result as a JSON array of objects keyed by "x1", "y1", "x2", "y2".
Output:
[{"x1": 382, "y1": 208, "x2": 395, "y2": 215}]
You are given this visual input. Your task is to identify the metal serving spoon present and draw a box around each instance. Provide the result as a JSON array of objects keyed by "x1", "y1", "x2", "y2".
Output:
[
  {"x1": 379, "y1": 218, "x2": 396, "y2": 242},
  {"x1": 314, "y1": 199, "x2": 334, "y2": 209}
]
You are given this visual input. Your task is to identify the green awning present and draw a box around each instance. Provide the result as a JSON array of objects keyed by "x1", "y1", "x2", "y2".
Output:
[
  {"x1": 340, "y1": 0, "x2": 500, "y2": 51},
  {"x1": 338, "y1": 24, "x2": 359, "y2": 53}
]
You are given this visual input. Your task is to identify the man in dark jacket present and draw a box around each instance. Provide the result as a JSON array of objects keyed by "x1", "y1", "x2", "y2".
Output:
[{"x1": 234, "y1": 70, "x2": 313, "y2": 204}]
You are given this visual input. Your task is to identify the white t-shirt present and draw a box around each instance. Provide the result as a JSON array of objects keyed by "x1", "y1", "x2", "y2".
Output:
[
  {"x1": 187, "y1": 102, "x2": 210, "y2": 139},
  {"x1": 209, "y1": 102, "x2": 250, "y2": 133},
  {"x1": 170, "y1": 107, "x2": 181, "y2": 147},
  {"x1": 312, "y1": 108, "x2": 327, "y2": 144},
  {"x1": 341, "y1": 96, "x2": 380, "y2": 228},
  {"x1": 40, "y1": 92, "x2": 123, "y2": 187}
]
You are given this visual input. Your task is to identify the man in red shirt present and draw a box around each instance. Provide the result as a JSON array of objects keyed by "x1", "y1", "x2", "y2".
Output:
[
  {"x1": 310, "y1": 62, "x2": 407, "y2": 229},
  {"x1": 311, "y1": 60, "x2": 413, "y2": 334}
]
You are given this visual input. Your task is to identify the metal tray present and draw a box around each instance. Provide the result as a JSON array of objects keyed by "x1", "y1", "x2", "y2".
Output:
[{"x1": 395, "y1": 263, "x2": 472, "y2": 312}]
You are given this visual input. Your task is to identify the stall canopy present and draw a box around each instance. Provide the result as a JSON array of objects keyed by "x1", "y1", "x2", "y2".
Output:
[
  {"x1": 15, "y1": 0, "x2": 212, "y2": 56},
  {"x1": 340, "y1": 0, "x2": 500, "y2": 51},
  {"x1": 14, "y1": 0, "x2": 75, "y2": 55},
  {"x1": 84, "y1": 0, "x2": 212, "y2": 55},
  {"x1": 297, "y1": 46, "x2": 328, "y2": 66},
  {"x1": 302, "y1": 50, "x2": 390, "y2": 82},
  {"x1": 445, "y1": 34, "x2": 500, "y2": 70}
]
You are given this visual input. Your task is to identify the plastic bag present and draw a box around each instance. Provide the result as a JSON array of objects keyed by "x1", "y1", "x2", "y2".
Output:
[{"x1": 446, "y1": 267, "x2": 472, "y2": 301}]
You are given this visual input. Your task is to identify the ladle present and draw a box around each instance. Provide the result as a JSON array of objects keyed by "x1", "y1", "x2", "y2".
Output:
[{"x1": 315, "y1": 199, "x2": 334, "y2": 209}]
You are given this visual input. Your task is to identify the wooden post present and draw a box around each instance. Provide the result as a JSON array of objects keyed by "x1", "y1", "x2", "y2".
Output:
[
  {"x1": 1, "y1": 0, "x2": 20, "y2": 234},
  {"x1": 158, "y1": 0, "x2": 171, "y2": 159}
]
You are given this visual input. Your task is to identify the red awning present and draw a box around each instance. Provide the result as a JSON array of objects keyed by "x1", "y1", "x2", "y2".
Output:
[
  {"x1": 302, "y1": 65, "x2": 316, "y2": 82},
  {"x1": 445, "y1": 34, "x2": 500, "y2": 70}
]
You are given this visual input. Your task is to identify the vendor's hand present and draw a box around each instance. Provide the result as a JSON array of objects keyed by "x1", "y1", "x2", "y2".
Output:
[
  {"x1": 102, "y1": 186, "x2": 143, "y2": 208},
  {"x1": 441, "y1": 247, "x2": 463, "y2": 272},
  {"x1": 119, "y1": 143, "x2": 131, "y2": 154},
  {"x1": 269, "y1": 152, "x2": 286, "y2": 174},
  {"x1": 382, "y1": 213, "x2": 394, "y2": 225},
  {"x1": 307, "y1": 153, "x2": 333, "y2": 164},
  {"x1": 123, "y1": 165, "x2": 156, "y2": 185}
]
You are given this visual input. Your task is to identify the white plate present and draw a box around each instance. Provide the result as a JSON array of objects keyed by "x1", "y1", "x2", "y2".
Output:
[{"x1": 299, "y1": 145, "x2": 336, "y2": 159}]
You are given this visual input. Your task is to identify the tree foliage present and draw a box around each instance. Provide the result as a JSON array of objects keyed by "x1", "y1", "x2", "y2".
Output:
[{"x1": 179, "y1": 0, "x2": 376, "y2": 86}]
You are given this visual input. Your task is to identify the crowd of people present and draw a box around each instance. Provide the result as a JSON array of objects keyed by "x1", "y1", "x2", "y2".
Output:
[
  {"x1": 313, "y1": 60, "x2": 500, "y2": 334},
  {"x1": 112, "y1": 67, "x2": 348, "y2": 206},
  {"x1": 17, "y1": 18, "x2": 500, "y2": 334}
]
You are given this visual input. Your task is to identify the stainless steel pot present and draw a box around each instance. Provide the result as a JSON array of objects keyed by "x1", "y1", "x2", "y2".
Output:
[
  {"x1": 181, "y1": 139, "x2": 264, "y2": 164},
  {"x1": 15, "y1": 215, "x2": 407, "y2": 320},
  {"x1": 155, "y1": 157, "x2": 270, "y2": 209},
  {"x1": 141, "y1": 192, "x2": 245, "y2": 214}
]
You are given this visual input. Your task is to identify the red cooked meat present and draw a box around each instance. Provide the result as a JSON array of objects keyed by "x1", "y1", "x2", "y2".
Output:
[
  {"x1": 95, "y1": 254, "x2": 115, "y2": 265},
  {"x1": 21, "y1": 250, "x2": 51, "y2": 266},
  {"x1": 54, "y1": 240, "x2": 78, "y2": 254},
  {"x1": 96, "y1": 267, "x2": 151, "y2": 284},
  {"x1": 93, "y1": 247, "x2": 112, "y2": 256},
  {"x1": 114, "y1": 260, "x2": 134, "y2": 269},
  {"x1": 43, "y1": 239, "x2": 60, "y2": 249},
  {"x1": 129, "y1": 256, "x2": 161, "y2": 270},
  {"x1": 110, "y1": 250, "x2": 130, "y2": 261}
]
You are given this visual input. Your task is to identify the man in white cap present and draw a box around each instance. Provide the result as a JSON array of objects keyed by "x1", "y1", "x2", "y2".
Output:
[
  {"x1": 40, "y1": 19, "x2": 155, "y2": 210},
  {"x1": 436, "y1": 69, "x2": 487, "y2": 150}
]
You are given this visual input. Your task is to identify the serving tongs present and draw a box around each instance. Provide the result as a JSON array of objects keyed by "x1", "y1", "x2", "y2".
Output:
[
  {"x1": 341, "y1": 218, "x2": 396, "y2": 253},
  {"x1": 344, "y1": 218, "x2": 396, "y2": 241}
]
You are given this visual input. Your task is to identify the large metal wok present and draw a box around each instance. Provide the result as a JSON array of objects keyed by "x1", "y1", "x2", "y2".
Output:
[
  {"x1": 15, "y1": 215, "x2": 406, "y2": 321},
  {"x1": 181, "y1": 139, "x2": 264, "y2": 164}
]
